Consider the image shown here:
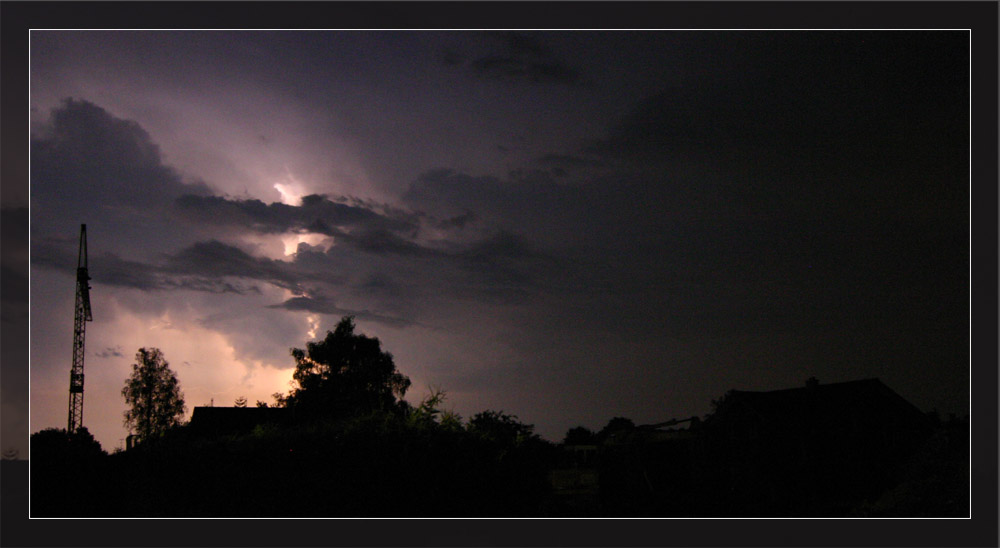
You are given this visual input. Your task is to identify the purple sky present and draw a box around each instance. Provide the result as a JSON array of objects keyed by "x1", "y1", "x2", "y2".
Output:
[{"x1": 19, "y1": 30, "x2": 968, "y2": 453}]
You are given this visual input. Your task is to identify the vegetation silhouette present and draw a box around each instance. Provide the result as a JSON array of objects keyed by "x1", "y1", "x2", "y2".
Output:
[
  {"x1": 29, "y1": 427, "x2": 106, "y2": 516},
  {"x1": 562, "y1": 426, "x2": 596, "y2": 445},
  {"x1": 596, "y1": 416, "x2": 635, "y2": 442},
  {"x1": 121, "y1": 347, "x2": 185, "y2": 442},
  {"x1": 280, "y1": 316, "x2": 412, "y2": 420},
  {"x1": 28, "y1": 317, "x2": 968, "y2": 517}
]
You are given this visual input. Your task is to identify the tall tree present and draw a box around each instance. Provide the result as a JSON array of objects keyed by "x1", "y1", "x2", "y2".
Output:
[
  {"x1": 283, "y1": 316, "x2": 411, "y2": 418},
  {"x1": 562, "y1": 426, "x2": 597, "y2": 446},
  {"x1": 121, "y1": 348, "x2": 186, "y2": 439}
]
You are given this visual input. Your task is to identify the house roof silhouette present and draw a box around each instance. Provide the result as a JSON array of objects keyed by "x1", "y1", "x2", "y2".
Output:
[{"x1": 707, "y1": 377, "x2": 931, "y2": 440}]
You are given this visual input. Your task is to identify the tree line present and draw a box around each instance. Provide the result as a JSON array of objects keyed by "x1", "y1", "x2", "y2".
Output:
[
  {"x1": 30, "y1": 316, "x2": 565, "y2": 516},
  {"x1": 30, "y1": 315, "x2": 966, "y2": 517}
]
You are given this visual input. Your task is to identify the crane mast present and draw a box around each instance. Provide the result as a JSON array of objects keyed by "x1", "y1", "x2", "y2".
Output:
[{"x1": 67, "y1": 224, "x2": 92, "y2": 433}]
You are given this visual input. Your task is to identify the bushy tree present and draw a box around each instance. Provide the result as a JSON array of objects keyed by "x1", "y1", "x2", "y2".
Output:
[
  {"x1": 563, "y1": 426, "x2": 597, "y2": 445},
  {"x1": 467, "y1": 410, "x2": 538, "y2": 446},
  {"x1": 30, "y1": 427, "x2": 105, "y2": 461},
  {"x1": 282, "y1": 316, "x2": 411, "y2": 419},
  {"x1": 30, "y1": 427, "x2": 106, "y2": 516},
  {"x1": 597, "y1": 416, "x2": 634, "y2": 438},
  {"x1": 122, "y1": 347, "x2": 186, "y2": 440}
]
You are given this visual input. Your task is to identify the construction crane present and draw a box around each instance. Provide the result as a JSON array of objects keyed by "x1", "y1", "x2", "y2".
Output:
[
  {"x1": 642, "y1": 416, "x2": 700, "y2": 430},
  {"x1": 67, "y1": 224, "x2": 92, "y2": 433}
]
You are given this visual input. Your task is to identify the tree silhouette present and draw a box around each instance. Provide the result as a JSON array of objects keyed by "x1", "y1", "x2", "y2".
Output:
[
  {"x1": 467, "y1": 410, "x2": 537, "y2": 446},
  {"x1": 30, "y1": 427, "x2": 105, "y2": 460},
  {"x1": 596, "y1": 416, "x2": 635, "y2": 442},
  {"x1": 29, "y1": 427, "x2": 106, "y2": 516},
  {"x1": 122, "y1": 347, "x2": 186, "y2": 440},
  {"x1": 234, "y1": 396, "x2": 247, "y2": 408},
  {"x1": 563, "y1": 426, "x2": 597, "y2": 445},
  {"x1": 282, "y1": 316, "x2": 411, "y2": 419}
]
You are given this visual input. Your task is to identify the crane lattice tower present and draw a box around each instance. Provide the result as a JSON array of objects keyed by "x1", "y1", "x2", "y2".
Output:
[{"x1": 68, "y1": 224, "x2": 93, "y2": 433}]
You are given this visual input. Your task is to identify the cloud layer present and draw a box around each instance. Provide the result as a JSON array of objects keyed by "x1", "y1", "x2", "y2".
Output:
[{"x1": 443, "y1": 32, "x2": 582, "y2": 86}]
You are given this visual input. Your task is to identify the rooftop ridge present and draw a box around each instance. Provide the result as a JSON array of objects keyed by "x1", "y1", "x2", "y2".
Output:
[{"x1": 729, "y1": 377, "x2": 883, "y2": 395}]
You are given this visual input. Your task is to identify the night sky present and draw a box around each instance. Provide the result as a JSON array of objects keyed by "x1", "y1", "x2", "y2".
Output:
[{"x1": 20, "y1": 30, "x2": 968, "y2": 454}]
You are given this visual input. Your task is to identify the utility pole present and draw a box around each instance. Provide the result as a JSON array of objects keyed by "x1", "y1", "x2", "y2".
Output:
[{"x1": 67, "y1": 224, "x2": 93, "y2": 432}]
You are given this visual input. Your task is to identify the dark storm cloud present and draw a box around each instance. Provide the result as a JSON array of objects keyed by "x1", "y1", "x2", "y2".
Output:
[
  {"x1": 163, "y1": 240, "x2": 303, "y2": 290},
  {"x1": 450, "y1": 31, "x2": 581, "y2": 86},
  {"x1": 492, "y1": 32, "x2": 548, "y2": 58},
  {"x1": 333, "y1": 227, "x2": 550, "y2": 304},
  {"x1": 340, "y1": 228, "x2": 435, "y2": 257},
  {"x1": 175, "y1": 193, "x2": 451, "y2": 258},
  {"x1": 357, "y1": 272, "x2": 406, "y2": 299},
  {"x1": 174, "y1": 193, "x2": 415, "y2": 237},
  {"x1": 437, "y1": 211, "x2": 478, "y2": 230},
  {"x1": 332, "y1": 195, "x2": 425, "y2": 228},
  {"x1": 30, "y1": 99, "x2": 216, "y2": 266},
  {"x1": 602, "y1": 218, "x2": 967, "y2": 339},
  {"x1": 440, "y1": 48, "x2": 464, "y2": 67},
  {"x1": 404, "y1": 163, "x2": 727, "y2": 253},
  {"x1": 34, "y1": 191, "x2": 552, "y2": 313},
  {"x1": 447, "y1": 231, "x2": 547, "y2": 305},
  {"x1": 588, "y1": 33, "x2": 967, "y2": 172},
  {"x1": 90, "y1": 251, "x2": 171, "y2": 292},
  {"x1": 403, "y1": 82, "x2": 966, "y2": 342},
  {"x1": 536, "y1": 153, "x2": 605, "y2": 170},
  {"x1": 27, "y1": 98, "x2": 562, "y2": 316},
  {"x1": 33, "y1": 236, "x2": 291, "y2": 295},
  {"x1": 404, "y1": 169, "x2": 504, "y2": 209},
  {"x1": 62, "y1": 246, "x2": 263, "y2": 295},
  {"x1": 267, "y1": 295, "x2": 415, "y2": 328},
  {"x1": 402, "y1": 168, "x2": 581, "y2": 232},
  {"x1": 472, "y1": 56, "x2": 580, "y2": 86},
  {"x1": 586, "y1": 87, "x2": 727, "y2": 160},
  {"x1": 94, "y1": 346, "x2": 124, "y2": 359},
  {"x1": 560, "y1": 32, "x2": 968, "y2": 250},
  {"x1": 31, "y1": 99, "x2": 212, "y2": 210},
  {"x1": 429, "y1": 116, "x2": 967, "y2": 339},
  {"x1": 459, "y1": 229, "x2": 535, "y2": 262}
]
